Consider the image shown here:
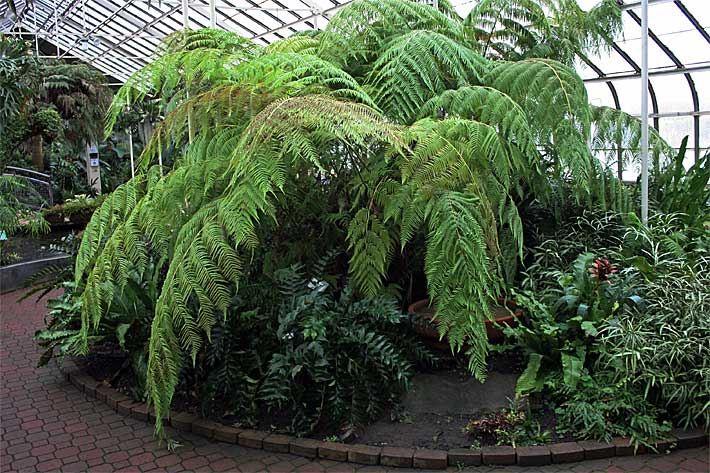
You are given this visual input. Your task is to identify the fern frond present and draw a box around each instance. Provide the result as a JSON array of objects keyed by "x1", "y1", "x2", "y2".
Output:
[
  {"x1": 420, "y1": 86, "x2": 538, "y2": 164},
  {"x1": 368, "y1": 30, "x2": 488, "y2": 123},
  {"x1": 592, "y1": 105, "x2": 673, "y2": 173},
  {"x1": 424, "y1": 191, "x2": 501, "y2": 380},
  {"x1": 320, "y1": 0, "x2": 465, "y2": 66},
  {"x1": 347, "y1": 208, "x2": 393, "y2": 296},
  {"x1": 486, "y1": 58, "x2": 591, "y2": 137}
]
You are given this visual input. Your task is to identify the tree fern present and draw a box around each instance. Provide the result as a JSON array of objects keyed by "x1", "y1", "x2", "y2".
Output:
[
  {"x1": 70, "y1": 2, "x2": 640, "y2": 437},
  {"x1": 319, "y1": 0, "x2": 464, "y2": 66},
  {"x1": 591, "y1": 105, "x2": 673, "y2": 176},
  {"x1": 368, "y1": 30, "x2": 488, "y2": 123}
]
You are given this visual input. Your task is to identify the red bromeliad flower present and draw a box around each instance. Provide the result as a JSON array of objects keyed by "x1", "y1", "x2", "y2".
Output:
[{"x1": 589, "y1": 258, "x2": 617, "y2": 282}]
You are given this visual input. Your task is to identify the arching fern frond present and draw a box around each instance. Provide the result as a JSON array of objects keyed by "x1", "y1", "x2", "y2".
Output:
[
  {"x1": 419, "y1": 86, "x2": 538, "y2": 163},
  {"x1": 263, "y1": 35, "x2": 320, "y2": 55},
  {"x1": 142, "y1": 95, "x2": 401, "y2": 437},
  {"x1": 423, "y1": 191, "x2": 502, "y2": 379},
  {"x1": 486, "y1": 58, "x2": 591, "y2": 137},
  {"x1": 591, "y1": 105, "x2": 673, "y2": 173},
  {"x1": 368, "y1": 30, "x2": 488, "y2": 123},
  {"x1": 232, "y1": 52, "x2": 376, "y2": 107},
  {"x1": 319, "y1": 0, "x2": 464, "y2": 66}
]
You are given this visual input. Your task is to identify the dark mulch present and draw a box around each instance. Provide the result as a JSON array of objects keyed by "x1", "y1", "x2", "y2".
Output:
[
  {"x1": 1, "y1": 231, "x2": 68, "y2": 266},
  {"x1": 79, "y1": 338, "x2": 564, "y2": 450}
]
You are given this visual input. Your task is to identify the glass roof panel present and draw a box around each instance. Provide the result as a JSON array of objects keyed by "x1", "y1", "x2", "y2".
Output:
[
  {"x1": 700, "y1": 116, "x2": 710, "y2": 151},
  {"x1": 0, "y1": 0, "x2": 707, "y2": 155},
  {"x1": 650, "y1": 74, "x2": 695, "y2": 114},
  {"x1": 694, "y1": 71, "x2": 710, "y2": 111},
  {"x1": 645, "y1": 2, "x2": 690, "y2": 35},
  {"x1": 585, "y1": 47, "x2": 636, "y2": 76},
  {"x1": 585, "y1": 82, "x2": 616, "y2": 109},
  {"x1": 658, "y1": 29, "x2": 709, "y2": 66},
  {"x1": 616, "y1": 16, "x2": 675, "y2": 71}
]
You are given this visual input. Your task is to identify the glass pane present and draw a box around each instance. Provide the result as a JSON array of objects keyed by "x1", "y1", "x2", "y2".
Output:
[
  {"x1": 659, "y1": 115, "x2": 695, "y2": 151},
  {"x1": 700, "y1": 116, "x2": 710, "y2": 150},
  {"x1": 650, "y1": 75, "x2": 694, "y2": 114},
  {"x1": 684, "y1": 0, "x2": 710, "y2": 25},
  {"x1": 576, "y1": 60, "x2": 599, "y2": 80},
  {"x1": 647, "y1": 2, "x2": 691, "y2": 35},
  {"x1": 693, "y1": 71, "x2": 710, "y2": 111},
  {"x1": 585, "y1": 82, "x2": 615, "y2": 108},
  {"x1": 604, "y1": 78, "x2": 653, "y2": 116},
  {"x1": 660, "y1": 30, "x2": 710, "y2": 66},
  {"x1": 616, "y1": 19, "x2": 675, "y2": 71},
  {"x1": 587, "y1": 48, "x2": 636, "y2": 76}
]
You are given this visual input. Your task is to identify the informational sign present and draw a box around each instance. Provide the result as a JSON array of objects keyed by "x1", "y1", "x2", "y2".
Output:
[{"x1": 85, "y1": 142, "x2": 102, "y2": 195}]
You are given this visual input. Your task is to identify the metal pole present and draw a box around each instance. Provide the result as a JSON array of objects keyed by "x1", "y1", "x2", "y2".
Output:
[
  {"x1": 640, "y1": 0, "x2": 649, "y2": 224},
  {"x1": 127, "y1": 104, "x2": 135, "y2": 179},
  {"x1": 33, "y1": 7, "x2": 39, "y2": 56},
  {"x1": 54, "y1": 0, "x2": 60, "y2": 57},
  {"x1": 183, "y1": 0, "x2": 193, "y2": 143},
  {"x1": 182, "y1": 0, "x2": 189, "y2": 29},
  {"x1": 209, "y1": 0, "x2": 216, "y2": 27}
]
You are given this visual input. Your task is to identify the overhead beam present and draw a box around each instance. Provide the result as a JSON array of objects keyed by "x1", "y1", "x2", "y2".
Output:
[
  {"x1": 583, "y1": 63, "x2": 710, "y2": 82},
  {"x1": 619, "y1": 0, "x2": 674, "y2": 10},
  {"x1": 251, "y1": 0, "x2": 351, "y2": 39}
]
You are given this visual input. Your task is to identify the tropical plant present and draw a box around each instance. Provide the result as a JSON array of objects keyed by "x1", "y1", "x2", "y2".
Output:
[
  {"x1": 0, "y1": 36, "x2": 111, "y2": 171},
  {"x1": 258, "y1": 263, "x2": 437, "y2": 434},
  {"x1": 598, "y1": 256, "x2": 710, "y2": 430},
  {"x1": 509, "y1": 251, "x2": 642, "y2": 396},
  {"x1": 554, "y1": 371, "x2": 671, "y2": 447},
  {"x1": 67, "y1": 0, "x2": 646, "y2": 436},
  {"x1": 0, "y1": 174, "x2": 49, "y2": 265},
  {"x1": 0, "y1": 35, "x2": 39, "y2": 128},
  {"x1": 649, "y1": 137, "x2": 710, "y2": 229}
]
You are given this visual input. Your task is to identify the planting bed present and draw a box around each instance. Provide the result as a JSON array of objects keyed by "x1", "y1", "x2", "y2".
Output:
[{"x1": 59, "y1": 357, "x2": 709, "y2": 469}]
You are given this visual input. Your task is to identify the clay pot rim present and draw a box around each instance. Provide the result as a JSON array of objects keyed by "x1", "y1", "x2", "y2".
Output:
[{"x1": 407, "y1": 298, "x2": 523, "y2": 324}]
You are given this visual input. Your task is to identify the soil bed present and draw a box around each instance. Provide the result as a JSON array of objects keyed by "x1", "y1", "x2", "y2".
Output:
[
  {"x1": 1, "y1": 231, "x2": 69, "y2": 266},
  {"x1": 80, "y1": 340, "x2": 567, "y2": 450}
]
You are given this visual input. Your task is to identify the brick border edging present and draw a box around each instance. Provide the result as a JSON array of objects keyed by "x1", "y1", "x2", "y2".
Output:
[{"x1": 58, "y1": 358, "x2": 709, "y2": 469}]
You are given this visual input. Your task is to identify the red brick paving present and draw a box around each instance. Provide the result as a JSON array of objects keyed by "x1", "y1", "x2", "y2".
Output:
[{"x1": 1, "y1": 290, "x2": 708, "y2": 472}]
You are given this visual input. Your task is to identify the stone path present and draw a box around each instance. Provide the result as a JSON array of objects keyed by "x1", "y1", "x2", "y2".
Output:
[{"x1": 1, "y1": 289, "x2": 708, "y2": 472}]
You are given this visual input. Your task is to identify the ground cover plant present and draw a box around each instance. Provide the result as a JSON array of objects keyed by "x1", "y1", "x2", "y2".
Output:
[{"x1": 35, "y1": 0, "x2": 708, "y2": 447}]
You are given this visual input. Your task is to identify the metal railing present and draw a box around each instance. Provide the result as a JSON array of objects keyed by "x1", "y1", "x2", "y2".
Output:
[{"x1": 2, "y1": 166, "x2": 54, "y2": 209}]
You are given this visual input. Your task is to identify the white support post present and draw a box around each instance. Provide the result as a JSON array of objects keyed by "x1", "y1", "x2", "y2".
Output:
[
  {"x1": 127, "y1": 103, "x2": 135, "y2": 178},
  {"x1": 183, "y1": 0, "x2": 193, "y2": 142},
  {"x1": 182, "y1": 0, "x2": 189, "y2": 29},
  {"x1": 54, "y1": 0, "x2": 59, "y2": 57},
  {"x1": 209, "y1": 0, "x2": 216, "y2": 27},
  {"x1": 641, "y1": 0, "x2": 649, "y2": 224},
  {"x1": 128, "y1": 131, "x2": 135, "y2": 179},
  {"x1": 33, "y1": 7, "x2": 39, "y2": 56}
]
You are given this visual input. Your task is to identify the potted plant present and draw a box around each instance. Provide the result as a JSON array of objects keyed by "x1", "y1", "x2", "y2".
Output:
[{"x1": 408, "y1": 296, "x2": 523, "y2": 347}]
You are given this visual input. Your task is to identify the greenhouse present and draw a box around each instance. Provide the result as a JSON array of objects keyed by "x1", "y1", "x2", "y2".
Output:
[{"x1": 0, "y1": 0, "x2": 708, "y2": 472}]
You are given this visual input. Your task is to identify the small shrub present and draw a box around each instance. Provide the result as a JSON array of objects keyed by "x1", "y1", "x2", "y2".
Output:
[{"x1": 598, "y1": 256, "x2": 710, "y2": 430}]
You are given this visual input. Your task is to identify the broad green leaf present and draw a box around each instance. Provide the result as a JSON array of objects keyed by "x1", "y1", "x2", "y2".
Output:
[{"x1": 516, "y1": 353, "x2": 543, "y2": 395}]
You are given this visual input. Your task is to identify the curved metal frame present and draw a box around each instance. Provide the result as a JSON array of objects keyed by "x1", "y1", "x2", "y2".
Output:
[{"x1": 1, "y1": 0, "x2": 706, "y2": 158}]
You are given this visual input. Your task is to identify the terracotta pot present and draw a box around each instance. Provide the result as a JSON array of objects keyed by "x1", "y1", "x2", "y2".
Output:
[{"x1": 408, "y1": 298, "x2": 523, "y2": 345}]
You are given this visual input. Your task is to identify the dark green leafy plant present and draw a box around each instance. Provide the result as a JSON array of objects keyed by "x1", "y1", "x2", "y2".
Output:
[
  {"x1": 0, "y1": 174, "x2": 49, "y2": 265},
  {"x1": 509, "y1": 251, "x2": 642, "y2": 395},
  {"x1": 650, "y1": 137, "x2": 710, "y2": 229},
  {"x1": 555, "y1": 372, "x2": 671, "y2": 447},
  {"x1": 258, "y1": 263, "x2": 437, "y2": 434}
]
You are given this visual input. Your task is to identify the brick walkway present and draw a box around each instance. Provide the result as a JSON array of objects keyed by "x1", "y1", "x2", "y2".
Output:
[{"x1": 1, "y1": 289, "x2": 708, "y2": 473}]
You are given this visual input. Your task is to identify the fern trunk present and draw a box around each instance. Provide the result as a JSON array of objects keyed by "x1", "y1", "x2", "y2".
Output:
[{"x1": 28, "y1": 135, "x2": 44, "y2": 171}]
